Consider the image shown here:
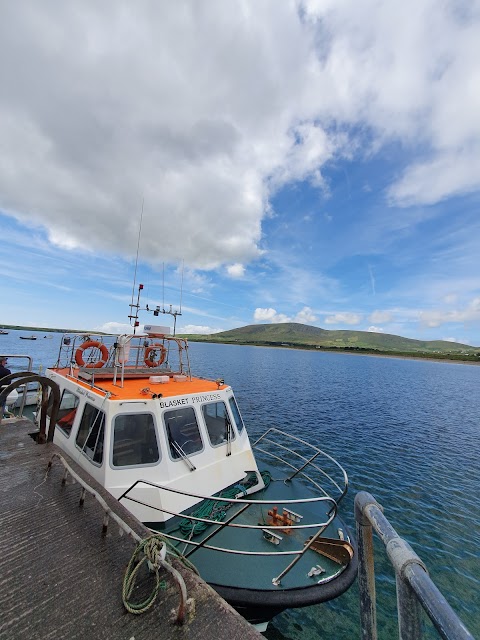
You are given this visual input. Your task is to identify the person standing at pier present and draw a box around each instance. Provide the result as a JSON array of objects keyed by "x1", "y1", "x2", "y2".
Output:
[{"x1": 0, "y1": 356, "x2": 11, "y2": 417}]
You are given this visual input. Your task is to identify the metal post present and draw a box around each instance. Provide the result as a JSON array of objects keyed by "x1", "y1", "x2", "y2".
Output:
[
  {"x1": 397, "y1": 572, "x2": 423, "y2": 640},
  {"x1": 355, "y1": 492, "x2": 381, "y2": 640},
  {"x1": 406, "y1": 564, "x2": 474, "y2": 640},
  {"x1": 355, "y1": 492, "x2": 475, "y2": 640}
]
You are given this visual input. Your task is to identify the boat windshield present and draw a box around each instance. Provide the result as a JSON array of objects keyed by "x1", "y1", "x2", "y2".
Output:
[
  {"x1": 202, "y1": 401, "x2": 236, "y2": 446},
  {"x1": 112, "y1": 414, "x2": 160, "y2": 467},
  {"x1": 164, "y1": 407, "x2": 203, "y2": 458}
]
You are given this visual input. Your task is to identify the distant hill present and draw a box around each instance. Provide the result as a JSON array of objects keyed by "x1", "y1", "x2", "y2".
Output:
[{"x1": 182, "y1": 322, "x2": 479, "y2": 356}]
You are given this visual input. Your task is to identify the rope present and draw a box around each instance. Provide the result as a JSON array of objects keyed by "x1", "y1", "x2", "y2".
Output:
[
  {"x1": 178, "y1": 470, "x2": 272, "y2": 536},
  {"x1": 122, "y1": 535, "x2": 168, "y2": 614}
]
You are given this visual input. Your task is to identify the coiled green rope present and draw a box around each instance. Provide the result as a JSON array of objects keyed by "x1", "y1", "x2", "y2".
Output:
[
  {"x1": 178, "y1": 470, "x2": 272, "y2": 536},
  {"x1": 122, "y1": 535, "x2": 168, "y2": 614}
]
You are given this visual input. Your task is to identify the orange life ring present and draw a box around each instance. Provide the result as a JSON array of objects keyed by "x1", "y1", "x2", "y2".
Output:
[
  {"x1": 75, "y1": 340, "x2": 109, "y2": 368},
  {"x1": 144, "y1": 343, "x2": 167, "y2": 367}
]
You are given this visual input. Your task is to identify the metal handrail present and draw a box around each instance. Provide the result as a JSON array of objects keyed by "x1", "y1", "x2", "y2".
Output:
[
  {"x1": 253, "y1": 427, "x2": 349, "y2": 504},
  {"x1": 355, "y1": 492, "x2": 474, "y2": 640},
  {"x1": 54, "y1": 332, "x2": 192, "y2": 378},
  {"x1": 120, "y1": 478, "x2": 339, "y2": 583},
  {"x1": 46, "y1": 452, "x2": 188, "y2": 625}
]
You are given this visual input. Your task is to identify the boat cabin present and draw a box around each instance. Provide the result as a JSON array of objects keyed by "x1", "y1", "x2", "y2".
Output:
[{"x1": 46, "y1": 331, "x2": 264, "y2": 525}]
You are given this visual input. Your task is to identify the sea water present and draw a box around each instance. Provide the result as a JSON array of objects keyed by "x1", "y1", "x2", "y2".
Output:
[{"x1": 2, "y1": 331, "x2": 479, "y2": 638}]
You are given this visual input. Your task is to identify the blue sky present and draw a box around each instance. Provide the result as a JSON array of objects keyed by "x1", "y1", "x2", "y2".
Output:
[{"x1": 1, "y1": 1, "x2": 479, "y2": 346}]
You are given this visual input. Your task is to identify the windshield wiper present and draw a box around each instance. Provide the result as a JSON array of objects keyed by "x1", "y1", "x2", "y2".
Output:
[{"x1": 171, "y1": 440, "x2": 196, "y2": 471}]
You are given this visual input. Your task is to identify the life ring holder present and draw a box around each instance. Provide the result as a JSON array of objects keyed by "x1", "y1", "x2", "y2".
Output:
[
  {"x1": 144, "y1": 343, "x2": 167, "y2": 368},
  {"x1": 75, "y1": 340, "x2": 109, "y2": 369}
]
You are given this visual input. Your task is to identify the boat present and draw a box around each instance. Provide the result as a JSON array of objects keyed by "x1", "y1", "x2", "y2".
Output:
[
  {"x1": 20, "y1": 335, "x2": 37, "y2": 340},
  {"x1": 0, "y1": 329, "x2": 8, "y2": 335},
  {"x1": 11, "y1": 383, "x2": 40, "y2": 408},
  {"x1": 39, "y1": 302, "x2": 357, "y2": 628}
]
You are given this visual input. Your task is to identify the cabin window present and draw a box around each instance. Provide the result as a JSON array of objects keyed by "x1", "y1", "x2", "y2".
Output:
[
  {"x1": 229, "y1": 397, "x2": 245, "y2": 433},
  {"x1": 202, "y1": 401, "x2": 235, "y2": 446},
  {"x1": 76, "y1": 402, "x2": 105, "y2": 465},
  {"x1": 112, "y1": 414, "x2": 159, "y2": 467},
  {"x1": 55, "y1": 390, "x2": 80, "y2": 436},
  {"x1": 164, "y1": 407, "x2": 203, "y2": 459}
]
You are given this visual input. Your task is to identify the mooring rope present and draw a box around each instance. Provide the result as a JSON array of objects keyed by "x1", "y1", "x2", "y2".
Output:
[
  {"x1": 178, "y1": 470, "x2": 272, "y2": 536},
  {"x1": 122, "y1": 535, "x2": 168, "y2": 614}
]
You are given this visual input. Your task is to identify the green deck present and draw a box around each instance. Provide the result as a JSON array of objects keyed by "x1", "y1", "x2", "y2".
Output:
[{"x1": 157, "y1": 464, "x2": 351, "y2": 591}]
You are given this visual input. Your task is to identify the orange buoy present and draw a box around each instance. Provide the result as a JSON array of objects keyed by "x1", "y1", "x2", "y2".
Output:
[
  {"x1": 144, "y1": 343, "x2": 167, "y2": 367},
  {"x1": 75, "y1": 340, "x2": 109, "y2": 368}
]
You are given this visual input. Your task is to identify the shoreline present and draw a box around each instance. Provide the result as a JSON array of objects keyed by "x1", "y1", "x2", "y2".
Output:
[
  {"x1": 3, "y1": 325, "x2": 478, "y2": 366},
  {"x1": 185, "y1": 339, "x2": 480, "y2": 366}
]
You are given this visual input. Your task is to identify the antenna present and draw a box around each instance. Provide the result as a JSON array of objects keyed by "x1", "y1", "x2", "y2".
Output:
[
  {"x1": 128, "y1": 236, "x2": 184, "y2": 336},
  {"x1": 179, "y1": 259, "x2": 184, "y2": 314},
  {"x1": 128, "y1": 200, "x2": 144, "y2": 333}
]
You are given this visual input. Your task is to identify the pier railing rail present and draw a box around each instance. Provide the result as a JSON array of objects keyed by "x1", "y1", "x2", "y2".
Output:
[{"x1": 355, "y1": 492, "x2": 474, "y2": 640}]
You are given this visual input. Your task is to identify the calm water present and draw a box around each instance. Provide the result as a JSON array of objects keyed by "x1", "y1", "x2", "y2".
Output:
[{"x1": 2, "y1": 331, "x2": 479, "y2": 638}]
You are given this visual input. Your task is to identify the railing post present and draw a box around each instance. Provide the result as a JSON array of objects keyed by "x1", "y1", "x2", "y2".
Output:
[
  {"x1": 396, "y1": 572, "x2": 423, "y2": 639},
  {"x1": 355, "y1": 492, "x2": 474, "y2": 640},
  {"x1": 387, "y1": 537, "x2": 426, "y2": 640},
  {"x1": 355, "y1": 492, "x2": 382, "y2": 640}
]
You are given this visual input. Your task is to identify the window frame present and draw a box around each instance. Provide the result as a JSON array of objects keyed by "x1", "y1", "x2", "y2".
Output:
[
  {"x1": 54, "y1": 389, "x2": 80, "y2": 438},
  {"x1": 228, "y1": 395, "x2": 245, "y2": 433},
  {"x1": 75, "y1": 401, "x2": 106, "y2": 467},
  {"x1": 111, "y1": 411, "x2": 161, "y2": 469},
  {"x1": 201, "y1": 400, "x2": 237, "y2": 447},
  {"x1": 163, "y1": 406, "x2": 204, "y2": 462}
]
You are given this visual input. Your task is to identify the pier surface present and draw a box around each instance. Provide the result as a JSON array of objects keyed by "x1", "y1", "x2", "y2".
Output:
[{"x1": 0, "y1": 418, "x2": 262, "y2": 640}]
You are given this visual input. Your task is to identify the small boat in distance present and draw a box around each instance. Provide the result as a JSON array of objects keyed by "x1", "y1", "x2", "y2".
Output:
[
  {"x1": 19, "y1": 335, "x2": 37, "y2": 340},
  {"x1": 0, "y1": 329, "x2": 8, "y2": 334},
  {"x1": 37, "y1": 289, "x2": 357, "y2": 628}
]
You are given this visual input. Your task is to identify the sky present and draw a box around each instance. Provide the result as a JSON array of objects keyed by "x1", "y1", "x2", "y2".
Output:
[{"x1": 1, "y1": 1, "x2": 480, "y2": 346}]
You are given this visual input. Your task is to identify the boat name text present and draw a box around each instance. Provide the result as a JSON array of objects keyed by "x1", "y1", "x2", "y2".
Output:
[{"x1": 159, "y1": 393, "x2": 221, "y2": 409}]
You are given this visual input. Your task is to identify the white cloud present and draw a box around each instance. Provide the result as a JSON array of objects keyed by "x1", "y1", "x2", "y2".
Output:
[
  {"x1": 226, "y1": 263, "x2": 245, "y2": 278},
  {"x1": 367, "y1": 325, "x2": 384, "y2": 333},
  {"x1": 179, "y1": 324, "x2": 222, "y2": 335},
  {"x1": 324, "y1": 312, "x2": 362, "y2": 325},
  {"x1": 419, "y1": 298, "x2": 480, "y2": 328},
  {"x1": 254, "y1": 308, "x2": 290, "y2": 323},
  {"x1": 370, "y1": 310, "x2": 393, "y2": 323},
  {"x1": 95, "y1": 322, "x2": 133, "y2": 334},
  {"x1": 253, "y1": 305, "x2": 318, "y2": 325},
  {"x1": 294, "y1": 307, "x2": 317, "y2": 324},
  {"x1": 388, "y1": 148, "x2": 480, "y2": 206},
  {"x1": 0, "y1": 0, "x2": 478, "y2": 276}
]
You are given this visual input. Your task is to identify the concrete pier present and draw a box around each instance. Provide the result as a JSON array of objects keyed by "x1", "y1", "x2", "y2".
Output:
[{"x1": 0, "y1": 417, "x2": 262, "y2": 640}]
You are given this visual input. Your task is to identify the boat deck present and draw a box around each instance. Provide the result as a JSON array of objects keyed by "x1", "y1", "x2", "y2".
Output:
[
  {"x1": 51, "y1": 367, "x2": 226, "y2": 400},
  {"x1": 0, "y1": 417, "x2": 261, "y2": 640}
]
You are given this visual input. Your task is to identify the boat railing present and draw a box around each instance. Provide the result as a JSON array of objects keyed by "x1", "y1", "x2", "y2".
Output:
[
  {"x1": 120, "y1": 479, "x2": 340, "y2": 585},
  {"x1": 355, "y1": 491, "x2": 474, "y2": 640},
  {"x1": 252, "y1": 427, "x2": 348, "y2": 506},
  {"x1": 53, "y1": 332, "x2": 191, "y2": 381}
]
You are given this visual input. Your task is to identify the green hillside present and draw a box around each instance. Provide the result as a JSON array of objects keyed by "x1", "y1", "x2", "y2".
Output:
[{"x1": 182, "y1": 322, "x2": 479, "y2": 358}]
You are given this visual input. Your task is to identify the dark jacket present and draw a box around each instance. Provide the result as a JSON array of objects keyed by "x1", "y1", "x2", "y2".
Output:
[{"x1": 0, "y1": 363, "x2": 11, "y2": 382}]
